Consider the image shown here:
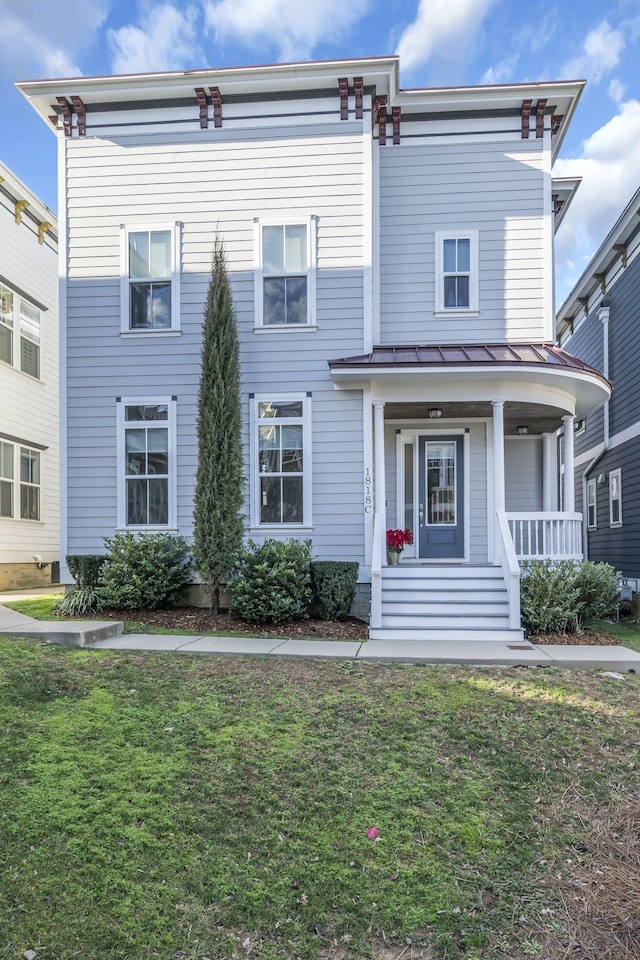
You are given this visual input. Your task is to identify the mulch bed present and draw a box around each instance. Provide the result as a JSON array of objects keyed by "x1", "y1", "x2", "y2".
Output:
[{"x1": 102, "y1": 607, "x2": 621, "y2": 645}]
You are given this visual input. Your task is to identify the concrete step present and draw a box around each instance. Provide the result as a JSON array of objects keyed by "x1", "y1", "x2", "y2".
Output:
[
  {"x1": 382, "y1": 601, "x2": 509, "y2": 617},
  {"x1": 383, "y1": 565, "x2": 503, "y2": 580},
  {"x1": 369, "y1": 626, "x2": 525, "y2": 642},
  {"x1": 381, "y1": 588, "x2": 508, "y2": 603},
  {"x1": 381, "y1": 613, "x2": 512, "y2": 629}
]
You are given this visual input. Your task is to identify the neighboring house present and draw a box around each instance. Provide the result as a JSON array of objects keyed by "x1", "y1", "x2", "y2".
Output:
[
  {"x1": 0, "y1": 161, "x2": 59, "y2": 590},
  {"x1": 18, "y1": 57, "x2": 609, "y2": 639},
  {"x1": 557, "y1": 186, "x2": 640, "y2": 588}
]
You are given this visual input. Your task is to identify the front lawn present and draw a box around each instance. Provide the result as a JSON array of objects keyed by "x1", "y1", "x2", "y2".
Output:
[{"x1": 1, "y1": 638, "x2": 639, "y2": 959}]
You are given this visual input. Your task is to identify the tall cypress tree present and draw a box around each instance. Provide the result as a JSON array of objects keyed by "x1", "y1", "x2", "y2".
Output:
[{"x1": 193, "y1": 236, "x2": 244, "y2": 612}]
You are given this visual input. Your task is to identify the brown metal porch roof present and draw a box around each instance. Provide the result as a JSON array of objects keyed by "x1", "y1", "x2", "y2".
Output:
[{"x1": 329, "y1": 342, "x2": 610, "y2": 385}]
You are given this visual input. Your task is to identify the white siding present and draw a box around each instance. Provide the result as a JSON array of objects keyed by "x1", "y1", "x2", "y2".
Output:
[
  {"x1": 0, "y1": 191, "x2": 59, "y2": 564},
  {"x1": 64, "y1": 125, "x2": 366, "y2": 562},
  {"x1": 379, "y1": 138, "x2": 546, "y2": 344}
]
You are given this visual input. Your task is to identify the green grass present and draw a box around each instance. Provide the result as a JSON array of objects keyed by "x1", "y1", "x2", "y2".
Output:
[
  {"x1": 0, "y1": 639, "x2": 639, "y2": 959},
  {"x1": 589, "y1": 617, "x2": 640, "y2": 652}
]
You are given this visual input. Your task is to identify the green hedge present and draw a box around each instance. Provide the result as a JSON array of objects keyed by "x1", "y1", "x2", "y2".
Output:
[
  {"x1": 229, "y1": 539, "x2": 312, "y2": 624},
  {"x1": 310, "y1": 561, "x2": 359, "y2": 620},
  {"x1": 520, "y1": 559, "x2": 619, "y2": 635}
]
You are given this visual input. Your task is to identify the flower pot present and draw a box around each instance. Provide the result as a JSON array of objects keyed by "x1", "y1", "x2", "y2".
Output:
[{"x1": 387, "y1": 550, "x2": 401, "y2": 565}]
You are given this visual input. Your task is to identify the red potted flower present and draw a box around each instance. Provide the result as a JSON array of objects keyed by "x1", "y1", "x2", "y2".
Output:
[{"x1": 386, "y1": 528, "x2": 413, "y2": 564}]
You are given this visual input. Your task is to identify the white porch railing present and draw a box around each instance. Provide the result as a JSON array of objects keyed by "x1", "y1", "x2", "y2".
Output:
[
  {"x1": 496, "y1": 511, "x2": 521, "y2": 629},
  {"x1": 506, "y1": 512, "x2": 583, "y2": 561},
  {"x1": 370, "y1": 511, "x2": 384, "y2": 629}
]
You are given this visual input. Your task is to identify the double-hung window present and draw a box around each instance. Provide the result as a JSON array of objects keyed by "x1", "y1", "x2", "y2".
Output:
[
  {"x1": 253, "y1": 397, "x2": 311, "y2": 527},
  {"x1": 117, "y1": 399, "x2": 176, "y2": 529},
  {"x1": 609, "y1": 468, "x2": 622, "y2": 527},
  {"x1": 0, "y1": 441, "x2": 14, "y2": 518},
  {"x1": 587, "y1": 478, "x2": 597, "y2": 529},
  {"x1": 121, "y1": 224, "x2": 181, "y2": 332},
  {"x1": 255, "y1": 219, "x2": 316, "y2": 328},
  {"x1": 0, "y1": 282, "x2": 41, "y2": 379},
  {"x1": 0, "y1": 441, "x2": 40, "y2": 520},
  {"x1": 20, "y1": 447, "x2": 40, "y2": 520},
  {"x1": 435, "y1": 231, "x2": 478, "y2": 314}
]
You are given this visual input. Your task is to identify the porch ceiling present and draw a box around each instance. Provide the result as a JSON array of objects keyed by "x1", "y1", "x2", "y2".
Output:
[{"x1": 385, "y1": 401, "x2": 567, "y2": 434}]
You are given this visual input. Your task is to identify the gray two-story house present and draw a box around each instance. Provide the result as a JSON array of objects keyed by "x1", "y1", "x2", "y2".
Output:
[
  {"x1": 557, "y1": 186, "x2": 640, "y2": 588},
  {"x1": 18, "y1": 56, "x2": 610, "y2": 640}
]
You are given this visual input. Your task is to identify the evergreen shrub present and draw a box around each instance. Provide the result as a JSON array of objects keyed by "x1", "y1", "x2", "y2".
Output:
[
  {"x1": 55, "y1": 555, "x2": 107, "y2": 616},
  {"x1": 66, "y1": 555, "x2": 105, "y2": 588},
  {"x1": 310, "y1": 560, "x2": 359, "y2": 620},
  {"x1": 101, "y1": 532, "x2": 193, "y2": 610},
  {"x1": 520, "y1": 558, "x2": 619, "y2": 635},
  {"x1": 229, "y1": 539, "x2": 312, "y2": 624}
]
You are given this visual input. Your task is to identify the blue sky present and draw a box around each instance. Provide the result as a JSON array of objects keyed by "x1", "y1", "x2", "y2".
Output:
[{"x1": 2, "y1": 0, "x2": 640, "y2": 303}]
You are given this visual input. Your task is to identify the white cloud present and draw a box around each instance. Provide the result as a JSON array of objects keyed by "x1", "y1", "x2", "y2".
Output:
[
  {"x1": 108, "y1": 4, "x2": 205, "y2": 74},
  {"x1": 0, "y1": 0, "x2": 108, "y2": 77},
  {"x1": 555, "y1": 99, "x2": 640, "y2": 305},
  {"x1": 395, "y1": 0, "x2": 497, "y2": 72},
  {"x1": 204, "y1": 0, "x2": 370, "y2": 62},
  {"x1": 481, "y1": 57, "x2": 516, "y2": 85},
  {"x1": 608, "y1": 78, "x2": 625, "y2": 103},
  {"x1": 560, "y1": 21, "x2": 625, "y2": 83}
]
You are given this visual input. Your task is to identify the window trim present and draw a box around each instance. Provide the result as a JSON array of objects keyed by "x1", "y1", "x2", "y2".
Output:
[
  {"x1": 0, "y1": 440, "x2": 42, "y2": 522},
  {"x1": 119, "y1": 223, "x2": 181, "y2": 334},
  {"x1": 253, "y1": 217, "x2": 317, "y2": 330},
  {"x1": 116, "y1": 397, "x2": 177, "y2": 531},
  {"x1": 250, "y1": 394, "x2": 312, "y2": 531},
  {"x1": 0, "y1": 281, "x2": 42, "y2": 380},
  {"x1": 19, "y1": 446, "x2": 41, "y2": 521},
  {"x1": 609, "y1": 468, "x2": 622, "y2": 528},
  {"x1": 434, "y1": 230, "x2": 479, "y2": 315},
  {"x1": 587, "y1": 477, "x2": 597, "y2": 530}
]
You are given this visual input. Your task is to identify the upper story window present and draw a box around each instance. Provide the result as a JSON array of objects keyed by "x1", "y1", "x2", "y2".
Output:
[
  {"x1": 0, "y1": 283, "x2": 41, "y2": 379},
  {"x1": 120, "y1": 224, "x2": 181, "y2": 333},
  {"x1": 587, "y1": 478, "x2": 597, "y2": 529},
  {"x1": 117, "y1": 399, "x2": 177, "y2": 529},
  {"x1": 609, "y1": 468, "x2": 622, "y2": 527},
  {"x1": 254, "y1": 218, "x2": 317, "y2": 329},
  {"x1": 435, "y1": 231, "x2": 479, "y2": 315},
  {"x1": 252, "y1": 396, "x2": 311, "y2": 528}
]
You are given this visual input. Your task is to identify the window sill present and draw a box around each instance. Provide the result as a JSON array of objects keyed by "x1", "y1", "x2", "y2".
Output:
[
  {"x1": 254, "y1": 325, "x2": 317, "y2": 334},
  {"x1": 433, "y1": 310, "x2": 480, "y2": 319},
  {"x1": 116, "y1": 526, "x2": 179, "y2": 533},
  {"x1": 248, "y1": 525, "x2": 313, "y2": 534},
  {"x1": 587, "y1": 525, "x2": 598, "y2": 532},
  {"x1": 609, "y1": 522, "x2": 623, "y2": 529},
  {"x1": 120, "y1": 330, "x2": 181, "y2": 338}
]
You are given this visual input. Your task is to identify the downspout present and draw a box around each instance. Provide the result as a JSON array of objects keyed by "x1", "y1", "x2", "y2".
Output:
[{"x1": 581, "y1": 301, "x2": 610, "y2": 557}]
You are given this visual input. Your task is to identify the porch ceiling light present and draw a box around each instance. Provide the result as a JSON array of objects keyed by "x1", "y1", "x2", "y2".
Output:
[
  {"x1": 428, "y1": 407, "x2": 443, "y2": 419},
  {"x1": 516, "y1": 425, "x2": 529, "y2": 435}
]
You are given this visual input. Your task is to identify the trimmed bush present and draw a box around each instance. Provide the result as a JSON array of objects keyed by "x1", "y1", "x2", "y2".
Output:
[
  {"x1": 66, "y1": 555, "x2": 105, "y2": 588},
  {"x1": 229, "y1": 539, "x2": 312, "y2": 624},
  {"x1": 55, "y1": 555, "x2": 107, "y2": 617},
  {"x1": 310, "y1": 561, "x2": 359, "y2": 620},
  {"x1": 520, "y1": 558, "x2": 620, "y2": 635},
  {"x1": 101, "y1": 532, "x2": 193, "y2": 611}
]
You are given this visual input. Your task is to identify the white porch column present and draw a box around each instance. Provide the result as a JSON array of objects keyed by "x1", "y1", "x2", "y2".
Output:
[
  {"x1": 542, "y1": 432, "x2": 556, "y2": 511},
  {"x1": 373, "y1": 401, "x2": 386, "y2": 516},
  {"x1": 492, "y1": 401, "x2": 505, "y2": 514},
  {"x1": 562, "y1": 415, "x2": 576, "y2": 513}
]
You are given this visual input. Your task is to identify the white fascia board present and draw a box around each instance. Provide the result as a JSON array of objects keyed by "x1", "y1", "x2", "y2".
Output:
[
  {"x1": 552, "y1": 177, "x2": 581, "y2": 232},
  {"x1": 0, "y1": 160, "x2": 58, "y2": 235}
]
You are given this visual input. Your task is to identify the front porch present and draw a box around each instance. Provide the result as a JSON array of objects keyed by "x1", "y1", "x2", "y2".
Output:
[{"x1": 330, "y1": 343, "x2": 611, "y2": 641}]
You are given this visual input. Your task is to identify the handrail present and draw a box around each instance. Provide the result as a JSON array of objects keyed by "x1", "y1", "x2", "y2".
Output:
[
  {"x1": 506, "y1": 512, "x2": 583, "y2": 560},
  {"x1": 496, "y1": 510, "x2": 521, "y2": 630},
  {"x1": 370, "y1": 510, "x2": 384, "y2": 628}
]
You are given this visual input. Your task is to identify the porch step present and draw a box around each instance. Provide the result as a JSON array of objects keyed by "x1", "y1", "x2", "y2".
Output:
[{"x1": 374, "y1": 564, "x2": 523, "y2": 642}]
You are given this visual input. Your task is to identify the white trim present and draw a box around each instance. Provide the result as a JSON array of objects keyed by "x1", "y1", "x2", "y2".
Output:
[
  {"x1": 434, "y1": 230, "x2": 479, "y2": 313},
  {"x1": 253, "y1": 216, "x2": 317, "y2": 329},
  {"x1": 364, "y1": 95, "x2": 376, "y2": 353},
  {"x1": 542, "y1": 121, "x2": 554, "y2": 341},
  {"x1": 116, "y1": 396, "x2": 177, "y2": 530},
  {"x1": 250, "y1": 394, "x2": 312, "y2": 528},
  {"x1": 363, "y1": 384, "x2": 374, "y2": 568},
  {"x1": 609, "y1": 467, "x2": 622, "y2": 527},
  {"x1": 58, "y1": 135, "x2": 69, "y2": 581},
  {"x1": 587, "y1": 477, "x2": 597, "y2": 530},
  {"x1": 119, "y1": 222, "x2": 181, "y2": 333},
  {"x1": 575, "y1": 415, "x2": 640, "y2": 469}
]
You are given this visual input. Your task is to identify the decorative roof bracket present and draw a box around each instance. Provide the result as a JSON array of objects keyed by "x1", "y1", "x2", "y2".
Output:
[
  {"x1": 577, "y1": 296, "x2": 589, "y2": 317},
  {"x1": 535, "y1": 98, "x2": 547, "y2": 138},
  {"x1": 210, "y1": 87, "x2": 222, "y2": 128},
  {"x1": 38, "y1": 222, "x2": 52, "y2": 244},
  {"x1": 613, "y1": 243, "x2": 628, "y2": 268},
  {"x1": 14, "y1": 200, "x2": 29, "y2": 225},
  {"x1": 56, "y1": 96, "x2": 73, "y2": 137},
  {"x1": 521, "y1": 99, "x2": 532, "y2": 138},
  {"x1": 70, "y1": 96, "x2": 86, "y2": 136},
  {"x1": 372, "y1": 95, "x2": 387, "y2": 145},
  {"x1": 195, "y1": 87, "x2": 208, "y2": 128},
  {"x1": 354, "y1": 77, "x2": 364, "y2": 120},
  {"x1": 593, "y1": 273, "x2": 606, "y2": 295},
  {"x1": 551, "y1": 113, "x2": 564, "y2": 135},
  {"x1": 392, "y1": 106, "x2": 401, "y2": 145},
  {"x1": 338, "y1": 77, "x2": 349, "y2": 119}
]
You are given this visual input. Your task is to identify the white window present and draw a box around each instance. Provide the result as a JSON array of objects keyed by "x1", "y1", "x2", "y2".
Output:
[
  {"x1": 117, "y1": 399, "x2": 176, "y2": 529},
  {"x1": 20, "y1": 447, "x2": 40, "y2": 520},
  {"x1": 0, "y1": 441, "x2": 14, "y2": 518},
  {"x1": 120, "y1": 224, "x2": 181, "y2": 333},
  {"x1": 252, "y1": 396, "x2": 311, "y2": 528},
  {"x1": 587, "y1": 478, "x2": 597, "y2": 529},
  {"x1": 254, "y1": 219, "x2": 317, "y2": 328},
  {"x1": 0, "y1": 282, "x2": 41, "y2": 379},
  {"x1": 609, "y1": 469, "x2": 622, "y2": 527},
  {"x1": 435, "y1": 231, "x2": 478, "y2": 314}
]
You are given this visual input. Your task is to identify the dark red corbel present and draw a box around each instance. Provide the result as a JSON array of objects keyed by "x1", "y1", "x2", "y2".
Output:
[
  {"x1": 71, "y1": 96, "x2": 86, "y2": 136},
  {"x1": 338, "y1": 77, "x2": 349, "y2": 119},
  {"x1": 210, "y1": 87, "x2": 222, "y2": 128},
  {"x1": 551, "y1": 114, "x2": 564, "y2": 136},
  {"x1": 195, "y1": 87, "x2": 208, "y2": 128},
  {"x1": 56, "y1": 96, "x2": 72, "y2": 137},
  {"x1": 521, "y1": 99, "x2": 532, "y2": 139},
  {"x1": 535, "y1": 98, "x2": 547, "y2": 138},
  {"x1": 354, "y1": 77, "x2": 363, "y2": 120},
  {"x1": 554, "y1": 198, "x2": 565, "y2": 216},
  {"x1": 372, "y1": 95, "x2": 387, "y2": 145},
  {"x1": 392, "y1": 106, "x2": 401, "y2": 145}
]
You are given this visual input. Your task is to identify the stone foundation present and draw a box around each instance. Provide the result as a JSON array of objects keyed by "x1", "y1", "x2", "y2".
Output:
[{"x1": 0, "y1": 563, "x2": 55, "y2": 591}]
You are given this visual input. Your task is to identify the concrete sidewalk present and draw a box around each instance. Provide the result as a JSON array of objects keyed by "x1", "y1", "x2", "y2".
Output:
[{"x1": 2, "y1": 597, "x2": 640, "y2": 670}]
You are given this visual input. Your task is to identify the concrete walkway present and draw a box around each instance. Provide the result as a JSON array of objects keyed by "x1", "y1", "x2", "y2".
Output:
[{"x1": 1, "y1": 595, "x2": 640, "y2": 670}]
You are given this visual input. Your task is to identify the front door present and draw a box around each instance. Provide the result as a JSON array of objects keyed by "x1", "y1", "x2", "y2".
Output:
[{"x1": 418, "y1": 435, "x2": 465, "y2": 559}]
